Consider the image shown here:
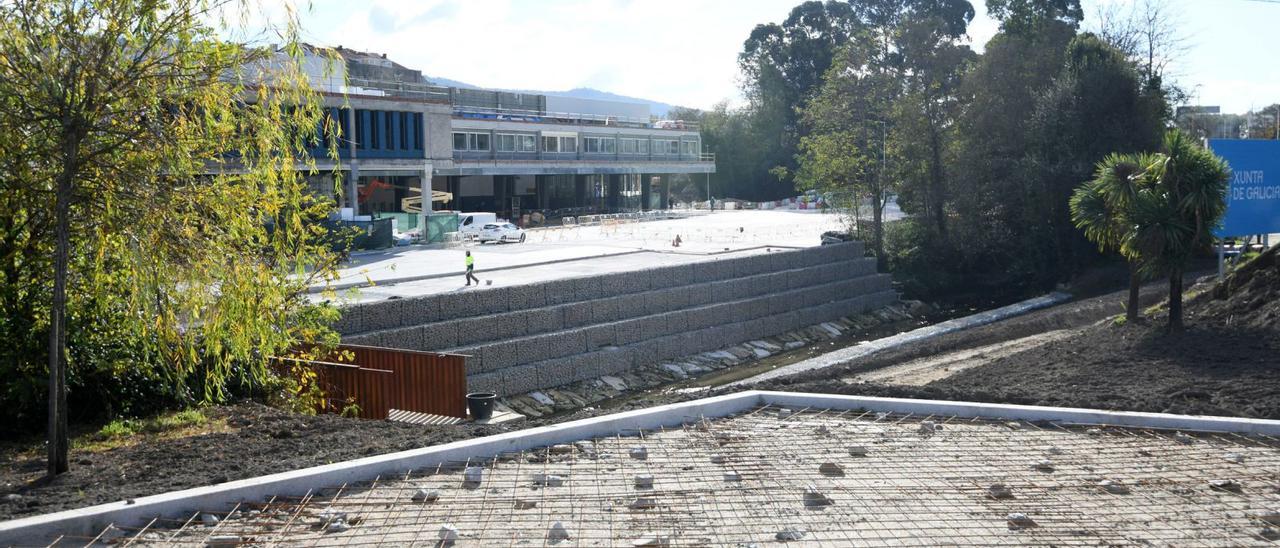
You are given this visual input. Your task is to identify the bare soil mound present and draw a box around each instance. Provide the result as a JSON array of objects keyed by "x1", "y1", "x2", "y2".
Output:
[
  {"x1": 1194, "y1": 245, "x2": 1280, "y2": 329},
  {"x1": 775, "y1": 248, "x2": 1280, "y2": 419}
]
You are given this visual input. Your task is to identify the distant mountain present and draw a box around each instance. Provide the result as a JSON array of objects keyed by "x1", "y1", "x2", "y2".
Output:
[{"x1": 424, "y1": 75, "x2": 679, "y2": 117}]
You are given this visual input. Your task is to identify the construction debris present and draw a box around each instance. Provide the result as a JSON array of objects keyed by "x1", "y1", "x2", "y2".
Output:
[
  {"x1": 532, "y1": 473, "x2": 566, "y2": 487},
  {"x1": 547, "y1": 521, "x2": 571, "y2": 542},
  {"x1": 1210, "y1": 479, "x2": 1243, "y2": 492},
  {"x1": 411, "y1": 488, "x2": 440, "y2": 503},
  {"x1": 776, "y1": 527, "x2": 807, "y2": 541},
  {"x1": 1098, "y1": 479, "x2": 1130, "y2": 494},
  {"x1": 803, "y1": 485, "x2": 834, "y2": 507},
  {"x1": 629, "y1": 497, "x2": 658, "y2": 510},
  {"x1": 632, "y1": 533, "x2": 672, "y2": 546},
  {"x1": 1007, "y1": 512, "x2": 1037, "y2": 528},
  {"x1": 987, "y1": 483, "x2": 1014, "y2": 500}
]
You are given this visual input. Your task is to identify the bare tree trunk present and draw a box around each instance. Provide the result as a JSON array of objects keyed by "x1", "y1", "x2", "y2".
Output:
[
  {"x1": 1167, "y1": 267, "x2": 1183, "y2": 333},
  {"x1": 928, "y1": 123, "x2": 947, "y2": 237},
  {"x1": 1126, "y1": 260, "x2": 1141, "y2": 321},
  {"x1": 872, "y1": 196, "x2": 885, "y2": 272},
  {"x1": 47, "y1": 138, "x2": 76, "y2": 477}
]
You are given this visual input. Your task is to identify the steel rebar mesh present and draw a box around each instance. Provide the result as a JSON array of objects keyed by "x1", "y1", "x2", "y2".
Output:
[{"x1": 39, "y1": 406, "x2": 1280, "y2": 547}]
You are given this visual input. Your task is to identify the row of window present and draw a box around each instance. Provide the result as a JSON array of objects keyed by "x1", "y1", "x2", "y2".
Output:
[
  {"x1": 353, "y1": 109, "x2": 424, "y2": 151},
  {"x1": 453, "y1": 132, "x2": 696, "y2": 155}
]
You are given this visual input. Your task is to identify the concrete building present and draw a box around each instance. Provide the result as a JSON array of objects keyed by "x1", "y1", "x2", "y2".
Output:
[{"x1": 296, "y1": 45, "x2": 713, "y2": 237}]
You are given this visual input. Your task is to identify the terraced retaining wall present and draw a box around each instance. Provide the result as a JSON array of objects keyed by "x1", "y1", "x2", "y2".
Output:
[{"x1": 337, "y1": 242, "x2": 896, "y2": 396}]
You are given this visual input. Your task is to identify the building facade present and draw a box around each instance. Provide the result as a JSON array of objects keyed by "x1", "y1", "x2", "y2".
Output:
[{"x1": 299, "y1": 46, "x2": 714, "y2": 236}]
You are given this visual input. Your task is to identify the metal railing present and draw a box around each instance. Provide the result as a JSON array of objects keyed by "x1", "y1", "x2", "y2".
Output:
[{"x1": 344, "y1": 77, "x2": 451, "y2": 102}]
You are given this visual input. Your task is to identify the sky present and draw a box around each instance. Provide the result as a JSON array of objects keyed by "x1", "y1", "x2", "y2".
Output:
[{"x1": 280, "y1": 0, "x2": 1280, "y2": 114}]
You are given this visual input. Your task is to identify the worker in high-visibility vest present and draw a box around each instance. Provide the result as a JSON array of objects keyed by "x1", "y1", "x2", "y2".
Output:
[{"x1": 464, "y1": 250, "x2": 480, "y2": 286}]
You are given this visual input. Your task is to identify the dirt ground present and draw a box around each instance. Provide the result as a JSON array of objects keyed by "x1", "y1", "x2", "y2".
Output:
[
  {"x1": 762, "y1": 248, "x2": 1280, "y2": 420},
  {"x1": 0, "y1": 404, "x2": 517, "y2": 521}
]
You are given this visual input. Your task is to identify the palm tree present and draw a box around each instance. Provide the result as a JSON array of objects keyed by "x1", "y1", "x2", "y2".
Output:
[
  {"x1": 1071, "y1": 131, "x2": 1229, "y2": 332},
  {"x1": 1070, "y1": 153, "x2": 1156, "y2": 322},
  {"x1": 1125, "y1": 130, "x2": 1230, "y2": 332}
]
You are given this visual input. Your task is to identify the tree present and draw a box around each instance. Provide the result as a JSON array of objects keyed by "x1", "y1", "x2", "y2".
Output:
[
  {"x1": 986, "y1": 0, "x2": 1083, "y2": 34},
  {"x1": 1069, "y1": 153, "x2": 1160, "y2": 321},
  {"x1": 1127, "y1": 131, "x2": 1230, "y2": 332},
  {"x1": 1243, "y1": 104, "x2": 1280, "y2": 140},
  {"x1": 793, "y1": 43, "x2": 894, "y2": 268},
  {"x1": 0, "y1": 0, "x2": 342, "y2": 475},
  {"x1": 1094, "y1": 0, "x2": 1188, "y2": 111},
  {"x1": 884, "y1": 0, "x2": 976, "y2": 236},
  {"x1": 1073, "y1": 131, "x2": 1229, "y2": 332},
  {"x1": 740, "y1": 1, "x2": 864, "y2": 193},
  {"x1": 1028, "y1": 34, "x2": 1165, "y2": 279}
]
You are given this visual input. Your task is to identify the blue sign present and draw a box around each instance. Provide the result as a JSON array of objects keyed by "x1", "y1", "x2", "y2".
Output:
[{"x1": 1210, "y1": 139, "x2": 1280, "y2": 237}]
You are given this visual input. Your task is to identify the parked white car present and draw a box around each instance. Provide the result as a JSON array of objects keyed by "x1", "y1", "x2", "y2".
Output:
[
  {"x1": 478, "y1": 222, "x2": 526, "y2": 244},
  {"x1": 457, "y1": 212, "x2": 497, "y2": 239}
]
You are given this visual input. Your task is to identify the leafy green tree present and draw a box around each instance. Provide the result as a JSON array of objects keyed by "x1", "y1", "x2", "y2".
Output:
[
  {"x1": 884, "y1": 1, "x2": 976, "y2": 236},
  {"x1": 740, "y1": 1, "x2": 864, "y2": 194},
  {"x1": 986, "y1": 0, "x2": 1083, "y2": 33},
  {"x1": 944, "y1": 0, "x2": 1081, "y2": 295},
  {"x1": 1029, "y1": 34, "x2": 1166, "y2": 279},
  {"x1": 1069, "y1": 153, "x2": 1160, "y2": 321},
  {"x1": 1071, "y1": 131, "x2": 1228, "y2": 332},
  {"x1": 793, "y1": 42, "x2": 895, "y2": 268},
  {"x1": 1128, "y1": 131, "x2": 1230, "y2": 332},
  {"x1": 0, "y1": 0, "x2": 342, "y2": 474}
]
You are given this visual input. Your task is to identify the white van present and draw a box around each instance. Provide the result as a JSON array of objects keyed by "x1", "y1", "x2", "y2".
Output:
[{"x1": 457, "y1": 212, "x2": 498, "y2": 239}]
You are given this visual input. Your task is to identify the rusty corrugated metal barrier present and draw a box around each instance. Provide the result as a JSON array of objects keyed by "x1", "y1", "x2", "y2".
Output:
[{"x1": 274, "y1": 345, "x2": 468, "y2": 420}]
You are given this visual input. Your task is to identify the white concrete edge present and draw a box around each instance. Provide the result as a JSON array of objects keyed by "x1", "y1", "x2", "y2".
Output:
[
  {"x1": 0, "y1": 391, "x2": 761, "y2": 545},
  {"x1": 5, "y1": 389, "x2": 1279, "y2": 544},
  {"x1": 752, "y1": 391, "x2": 1280, "y2": 435}
]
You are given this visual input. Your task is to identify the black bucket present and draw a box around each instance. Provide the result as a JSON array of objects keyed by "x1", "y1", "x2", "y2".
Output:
[{"x1": 466, "y1": 392, "x2": 497, "y2": 421}]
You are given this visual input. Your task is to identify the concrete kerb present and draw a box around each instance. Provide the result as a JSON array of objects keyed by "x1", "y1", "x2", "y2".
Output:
[{"x1": 6, "y1": 389, "x2": 1280, "y2": 546}]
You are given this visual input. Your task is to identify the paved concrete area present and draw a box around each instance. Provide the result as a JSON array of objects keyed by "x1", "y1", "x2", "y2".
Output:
[
  {"x1": 317, "y1": 210, "x2": 845, "y2": 303},
  {"x1": 121, "y1": 406, "x2": 1280, "y2": 546}
]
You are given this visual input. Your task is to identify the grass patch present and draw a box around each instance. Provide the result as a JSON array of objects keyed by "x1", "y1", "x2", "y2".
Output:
[
  {"x1": 96, "y1": 409, "x2": 206, "y2": 440},
  {"x1": 75, "y1": 408, "x2": 227, "y2": 453}
]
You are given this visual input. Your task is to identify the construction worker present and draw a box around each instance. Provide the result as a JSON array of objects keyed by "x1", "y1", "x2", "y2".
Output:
[{"x1": 464, "y1": 250, "x2": 480, "y2": 286}]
